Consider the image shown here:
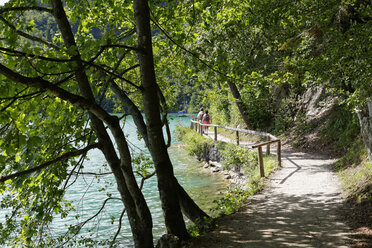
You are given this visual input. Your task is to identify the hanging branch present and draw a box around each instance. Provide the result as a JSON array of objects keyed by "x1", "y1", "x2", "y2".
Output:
[
  {"x1": 110, "y1": 208, "x2": 127, "y2": 248},
  {"x1": 63, "y1": 152, "x2": 87, "y2": 190},
  {"x1": 59, "y1": 197, "x2": 122, "y2": 248},
  {"x1": 0, "y1": 143, "x2": 99, "y2": 182}
]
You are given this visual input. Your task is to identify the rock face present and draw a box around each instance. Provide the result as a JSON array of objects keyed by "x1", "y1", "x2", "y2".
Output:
[
  {"x1": 198, "y1": 144, "x2": 222, "y2": 162},
  {"x1": 207, "y1": 146, "x2": 222, "y2": 162},
  {"x1": 300, "y1": 85, "x2": 337, "y2": 119}
]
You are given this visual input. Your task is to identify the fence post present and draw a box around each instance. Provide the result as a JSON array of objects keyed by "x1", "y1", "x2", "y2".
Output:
[
  {"x1": 214, "y1": 126, "x2": 217, "y2": 141},
  {"x1": 277, "y1": 140, "x2": 282, "y2": 167},
  {"x1": 258, "y1": 146, "x2": 265, "y2": 177},
  {"x1": 266, "y1": 136, "x2": 271, "y2": 155},
  {"x1": 236, "y1": 131, "x2": 239, "y2": 145}
]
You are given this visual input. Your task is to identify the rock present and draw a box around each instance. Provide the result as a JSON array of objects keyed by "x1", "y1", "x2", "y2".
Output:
[
  {"x1": 224, "y1": 174, "x2": 231, "y2": 179},
  {"x1": 300, "y1": 85, "x2": 337, "y2": 119},
  {"x1": 212, "y1": 167, "x2": 220, "y2": 172},
  {"x1": 206, "y1": 146, "x2": 222, "y2": 162},
  {"x1": 203, "y1": 163, "x2": 209, "y2": 168},
  {"x1": 209, "y1": 161, "x2": 222, "y2": 168},
  {"x1": 156, "y1": 234, "x2": 180, "y2": 248}
]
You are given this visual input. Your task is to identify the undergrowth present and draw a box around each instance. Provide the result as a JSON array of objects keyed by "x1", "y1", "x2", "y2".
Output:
[
  {"x1": 316, "y1": 105, "x2": 372, "y2": 202},
  {"x1": 175, "y1": 125, "x2": 279, "y2": 236},
  {"x1": 319, "y1": 105, "x2": 360, "y2": 153},
  {"x1": 334, "y1": 139, "x2": 372, "y2": 202}
]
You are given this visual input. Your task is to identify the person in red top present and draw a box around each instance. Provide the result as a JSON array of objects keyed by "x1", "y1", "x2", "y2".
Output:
[{"x1": 202, "y1": 110, "x2": 211, "y2": 133}]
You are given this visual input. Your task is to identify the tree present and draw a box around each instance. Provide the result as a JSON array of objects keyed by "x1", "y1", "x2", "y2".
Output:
[{"x1": 0, "y1": 0, "x2": 208, "y2": 247}]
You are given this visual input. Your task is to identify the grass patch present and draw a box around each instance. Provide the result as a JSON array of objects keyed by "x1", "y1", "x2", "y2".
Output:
[{"x1": 334, "y1": 139, "x2": 372, "y2": 202}]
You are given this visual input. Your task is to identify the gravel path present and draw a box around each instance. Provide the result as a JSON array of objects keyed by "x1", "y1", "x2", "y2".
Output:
[{"x1": 190, "y1": 148, "x2": 351, "y2": 247}]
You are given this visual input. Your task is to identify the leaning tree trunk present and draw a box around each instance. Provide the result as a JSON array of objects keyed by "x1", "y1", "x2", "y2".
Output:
[
  {"x1": 227, "y1": 81, "x2": 253, "y2": 129},
  {"x1": 356, "y1": 101, "x2": 372, "y2": 163},
  {"x1": 51, "y1": 1, "x2": 154, "y2": 247},
  {"x1": 133, "y1": 0, "x2": 190, "y2": 240},
  {"x1": 112, "y1": 82, "x2": 209, "y2": 222}
]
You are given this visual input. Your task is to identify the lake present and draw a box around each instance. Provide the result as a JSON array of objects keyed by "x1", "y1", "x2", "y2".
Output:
[{"x1": 50, "y1": 114, "x2": 227, "y2": 247}]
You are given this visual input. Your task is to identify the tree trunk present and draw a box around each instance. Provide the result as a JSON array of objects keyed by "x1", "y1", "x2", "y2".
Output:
[
  {"x1": 356, "y1": 101, "x2": 372, "y2": 163},
  {"x1": 110, "y1": 82, "x2": 209, "y2": 222},
  {"x1": 227, "y1": 81, "x2": 253, "y2": 129},
  {"x1": 51, "y1": 1, "x2": 154, "y2": 247},
  {"x1": 176, "y1": 182, "x2": 209, "y2": 222},
  {"x1": 133, "y1": 0, "x2": 189, "y2": 240}
]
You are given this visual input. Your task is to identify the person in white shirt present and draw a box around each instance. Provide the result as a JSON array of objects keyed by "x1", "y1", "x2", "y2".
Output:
[{"x1": 197, "y1": 108, "x2": 204, "y2": 123}]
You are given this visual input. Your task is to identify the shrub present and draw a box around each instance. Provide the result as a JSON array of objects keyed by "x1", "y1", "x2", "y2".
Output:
[
  {"x1": 220, "y1": 143, "x2": 258, "y2": 174},
  {"x1": 174, "y1": 126, "x2": 214, "y2": 160}
]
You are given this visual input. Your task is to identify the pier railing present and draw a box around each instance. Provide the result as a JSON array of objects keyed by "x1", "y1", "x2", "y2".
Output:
[{"x1": 190, "y1": 118, "x2": 281, "y2": 177}]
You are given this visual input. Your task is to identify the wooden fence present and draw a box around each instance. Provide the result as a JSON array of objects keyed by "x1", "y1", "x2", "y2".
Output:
[{"x1": 190, "y1": 118, "x2": 281, "y2": 177}]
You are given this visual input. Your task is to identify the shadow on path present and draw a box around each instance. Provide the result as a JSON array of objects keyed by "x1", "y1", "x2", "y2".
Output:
[
  {"x1": 190, "y1": 149, "x2": 351, "y2": 248},
  {"x1": 191, "y1": 192, "x2": 349, "y2": 248},
  {"x1": 279, "y1": 155, "x2": 302, "y2": 185}
]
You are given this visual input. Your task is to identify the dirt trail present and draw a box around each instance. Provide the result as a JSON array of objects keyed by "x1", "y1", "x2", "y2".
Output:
[{"x1": 190, "y1": 145, "x2": 351, "y2": 247}]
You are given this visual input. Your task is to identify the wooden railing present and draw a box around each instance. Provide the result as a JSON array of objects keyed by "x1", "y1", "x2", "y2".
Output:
[{"x1": 190, "y1": 118, "x2": 281, "y2": 177}]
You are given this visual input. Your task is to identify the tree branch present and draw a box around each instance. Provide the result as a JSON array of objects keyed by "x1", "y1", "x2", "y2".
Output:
[
  {"x1": 136, "y1": 171, "x2": 156, "y2": 190},
  {"x1": 0, "y1": 63, "x2": 116, "y2": 125},
  {"x1": 68, "y1": 171, "x2": 113, "y2": 176},
  {"x1": 120, "y1": 64, "x2": 140, "y2": 76},
  {"x1": 61, "y1": 197, "x2": 122, "y2": 247},
  {"x1": 0, "y1": 143, "x2": 99, "y2": 182},
  {"x1": 86, "y1": 62, "x2": 143, "y2": 90},
  {"x1": 0, "y1": 6, "x2": 53, "y2": 14},
  {"x1": 0, "y1": 16, "x2": 60, "y2": 50},
  {"x1": 0, "y1": 90, "x2": 43, "y2": 101},
  {"x1": 149, "y1": 14, "x2": 227, "y2": 78},
  {"x1": 110, "y1": 207, "x2": 127, "y2": 248},
  {"x1": 0, "y1": 47, "x2": 70, "y2": 62},
  {"x1": 100, "y1": 44, "x2": 140, "y2": 52},
  {"x1": 109, "y1": 79, "x2": 149, "y2": 145}
]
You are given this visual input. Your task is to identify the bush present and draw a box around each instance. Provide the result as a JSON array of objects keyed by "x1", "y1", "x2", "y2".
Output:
[
  {"x1": 174, "y1": 126, "x2": 214, "y2": 160},
  {"x1": 220, "y1": 143, "x2": 257, "y2": 174}
]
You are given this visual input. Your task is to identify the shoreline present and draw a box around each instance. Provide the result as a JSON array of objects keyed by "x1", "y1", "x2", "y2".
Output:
[{"x1": 201, "y1": 160, "x2": 249, "y2": 189}]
